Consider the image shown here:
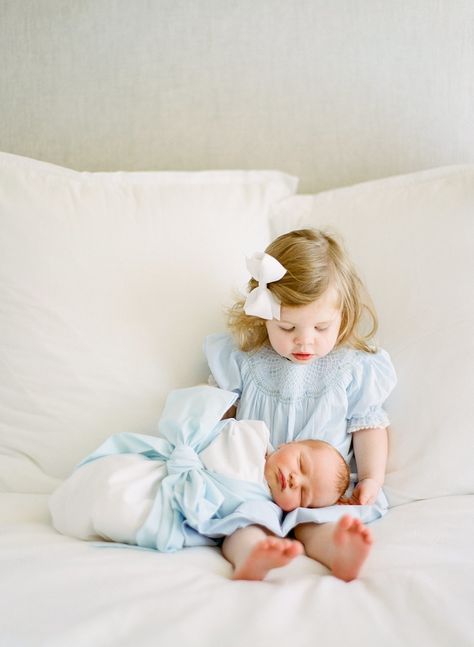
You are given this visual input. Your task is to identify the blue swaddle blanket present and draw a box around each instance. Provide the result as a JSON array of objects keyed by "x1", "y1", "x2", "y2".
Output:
[
  {"x1": 50, "y1": 385, "x2": 387, "y2": 552},
  {"x1": 72, "y1": 386, "x2": 283, "y2": 551}
]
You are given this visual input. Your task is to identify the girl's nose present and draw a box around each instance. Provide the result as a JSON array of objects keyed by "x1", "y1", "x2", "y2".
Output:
[{"x1": 294, "y1": 330, "x2": 314, "y2": 347}]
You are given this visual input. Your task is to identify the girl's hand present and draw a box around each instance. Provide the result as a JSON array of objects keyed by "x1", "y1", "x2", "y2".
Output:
[{"x1": 338, "y1": 478, "x2": 381, "y2": 505}]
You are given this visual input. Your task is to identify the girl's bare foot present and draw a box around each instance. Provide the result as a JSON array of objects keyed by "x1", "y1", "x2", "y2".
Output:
[
  {"x1": 331, "y1": 515, "x2": 373, "y2": 582},
  {"x1": 233, "y1": 537, "x2": 303, "y2": 581}
]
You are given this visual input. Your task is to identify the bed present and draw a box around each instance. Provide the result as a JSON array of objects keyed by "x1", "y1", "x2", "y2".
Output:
[{"x1": 1, "y1": 3, "x2": 474, "y2": 646}]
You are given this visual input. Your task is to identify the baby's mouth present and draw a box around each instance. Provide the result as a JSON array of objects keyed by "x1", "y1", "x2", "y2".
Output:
[{"x1": 278, "y1": 469, "x2": 286, "y2": 490}]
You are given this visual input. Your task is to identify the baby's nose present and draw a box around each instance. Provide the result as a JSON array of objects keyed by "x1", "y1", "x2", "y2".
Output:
[{"x1": 289, "y1": 472, "x2": 301, "y2": 488}]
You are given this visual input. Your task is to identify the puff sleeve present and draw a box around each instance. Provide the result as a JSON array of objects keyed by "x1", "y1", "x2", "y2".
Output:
[
  {"x1": 203, "y1": 333, "x2": 244, "y2": 396},
  {"x1": 346, "y1": 349, "x2": 397, "y2": 433}
]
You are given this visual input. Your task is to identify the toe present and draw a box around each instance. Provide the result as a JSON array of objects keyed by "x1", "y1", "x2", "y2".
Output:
[
  {"x1": 340, "y1": 514, "x2": 353, "y2": 529},
  {"x1": 363, "y1": 528, "x2": 373, "y2": 544}
]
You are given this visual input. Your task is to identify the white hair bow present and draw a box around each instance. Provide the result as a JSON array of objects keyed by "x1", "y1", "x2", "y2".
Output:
[{"x1": 243, "y1": 252, "x2": 287, "y2": 320}]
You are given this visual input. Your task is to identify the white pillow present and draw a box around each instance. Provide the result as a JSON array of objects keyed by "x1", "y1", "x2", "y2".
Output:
[
  {"x1": 0, "y1": 152, "x2": 297, "y2": 493},
  {"x1": 270, "y1": 166, "x2": 474, "y2": 506}
]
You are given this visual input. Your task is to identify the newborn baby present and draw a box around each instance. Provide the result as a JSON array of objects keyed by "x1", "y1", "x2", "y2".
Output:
[{"x1": 50, "y1": 386, "x2": 350, "y2": 555}]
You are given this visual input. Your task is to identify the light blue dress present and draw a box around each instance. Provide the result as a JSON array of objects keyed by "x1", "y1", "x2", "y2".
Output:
[{"x1": 204, "y1": 333, "x2": 397, "y2": 464}]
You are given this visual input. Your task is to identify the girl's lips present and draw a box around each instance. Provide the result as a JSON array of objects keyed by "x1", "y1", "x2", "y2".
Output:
[{"x1": 292, "y1": 353, "x2": 313, "y2": 361}]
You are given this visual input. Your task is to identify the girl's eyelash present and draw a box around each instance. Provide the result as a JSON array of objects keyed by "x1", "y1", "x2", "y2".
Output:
[{"x1": 279, "y1": 325, "x2": 329, "y2": 332}]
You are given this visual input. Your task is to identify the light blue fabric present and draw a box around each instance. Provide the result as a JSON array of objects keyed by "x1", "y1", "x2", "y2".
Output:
[
  {"x1": 78, "y1": 386, "x2": 284, "y2": 552},
  {"x1": 77, "y1": 384, "x2": 389, "y2": 553},
  {"x1": 204, "y1": 333, "x2": 397, "y2": 463}
]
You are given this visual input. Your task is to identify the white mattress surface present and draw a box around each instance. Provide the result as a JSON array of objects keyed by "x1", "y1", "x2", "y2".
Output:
[{"x1": 0, "y1": 494, "x2": 472, "y2": 647}]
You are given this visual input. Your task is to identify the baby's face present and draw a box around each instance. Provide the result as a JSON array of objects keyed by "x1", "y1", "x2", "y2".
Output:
[{"x1": 264, "y1": 440, "x2": 344, "y2": 512}]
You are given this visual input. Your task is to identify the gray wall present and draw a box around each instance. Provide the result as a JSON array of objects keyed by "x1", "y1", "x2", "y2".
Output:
[{"x1": 1, "y1": 0, "x2": 473, "y2": 192}]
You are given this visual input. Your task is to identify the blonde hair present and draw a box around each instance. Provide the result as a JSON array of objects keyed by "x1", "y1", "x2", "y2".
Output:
[
  {"x1": 228, "y1": 228, "x2": 378, "y2": 353},
  {"x1": 335, "y1": 454, "x2": 351, "y2": 500}
]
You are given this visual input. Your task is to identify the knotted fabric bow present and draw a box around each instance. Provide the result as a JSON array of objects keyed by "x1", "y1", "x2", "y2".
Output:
[
  {"x1": 244, "y1": 252, "x2": 287, "y2": 320},
  {"x1": 77, "y1": 386, "x2": 272, "y2": 552}
]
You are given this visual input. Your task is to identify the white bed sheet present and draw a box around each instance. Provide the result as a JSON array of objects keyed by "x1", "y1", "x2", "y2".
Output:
[{"x1": 0, "y1": 494, "x2": 472, "y2": 647}]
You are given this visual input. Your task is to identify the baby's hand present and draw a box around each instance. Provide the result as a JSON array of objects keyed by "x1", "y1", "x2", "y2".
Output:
[{"x1": 338, "y1": 478, "x2": 381, "y2": 505}]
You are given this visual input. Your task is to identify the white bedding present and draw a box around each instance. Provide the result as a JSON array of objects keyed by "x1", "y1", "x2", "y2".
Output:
[
  {"x1": 0, "y1": 493, "x2": 472, "y2": 647},
  {"x1": 1, "y1": 156, "x2": 473, "y2": 646}
]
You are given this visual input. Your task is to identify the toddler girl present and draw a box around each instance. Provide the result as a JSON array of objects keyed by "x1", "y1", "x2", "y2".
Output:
[{"x1": 204, "y1": 228, "x2": 397, "y2": 581}]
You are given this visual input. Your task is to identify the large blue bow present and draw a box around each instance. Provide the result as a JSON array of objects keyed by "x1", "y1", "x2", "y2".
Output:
[{"x1": 78, "y1": 386, "x2": 274, "y2": 552}]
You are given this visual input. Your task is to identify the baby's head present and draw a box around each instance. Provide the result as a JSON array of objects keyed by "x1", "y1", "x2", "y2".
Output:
[
  {"x1": 264, "y1": 439, "x2": 350, "y2": 512},
  {"x1": 229, "y1": 228, "x2": 377, "y2": 355}
]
